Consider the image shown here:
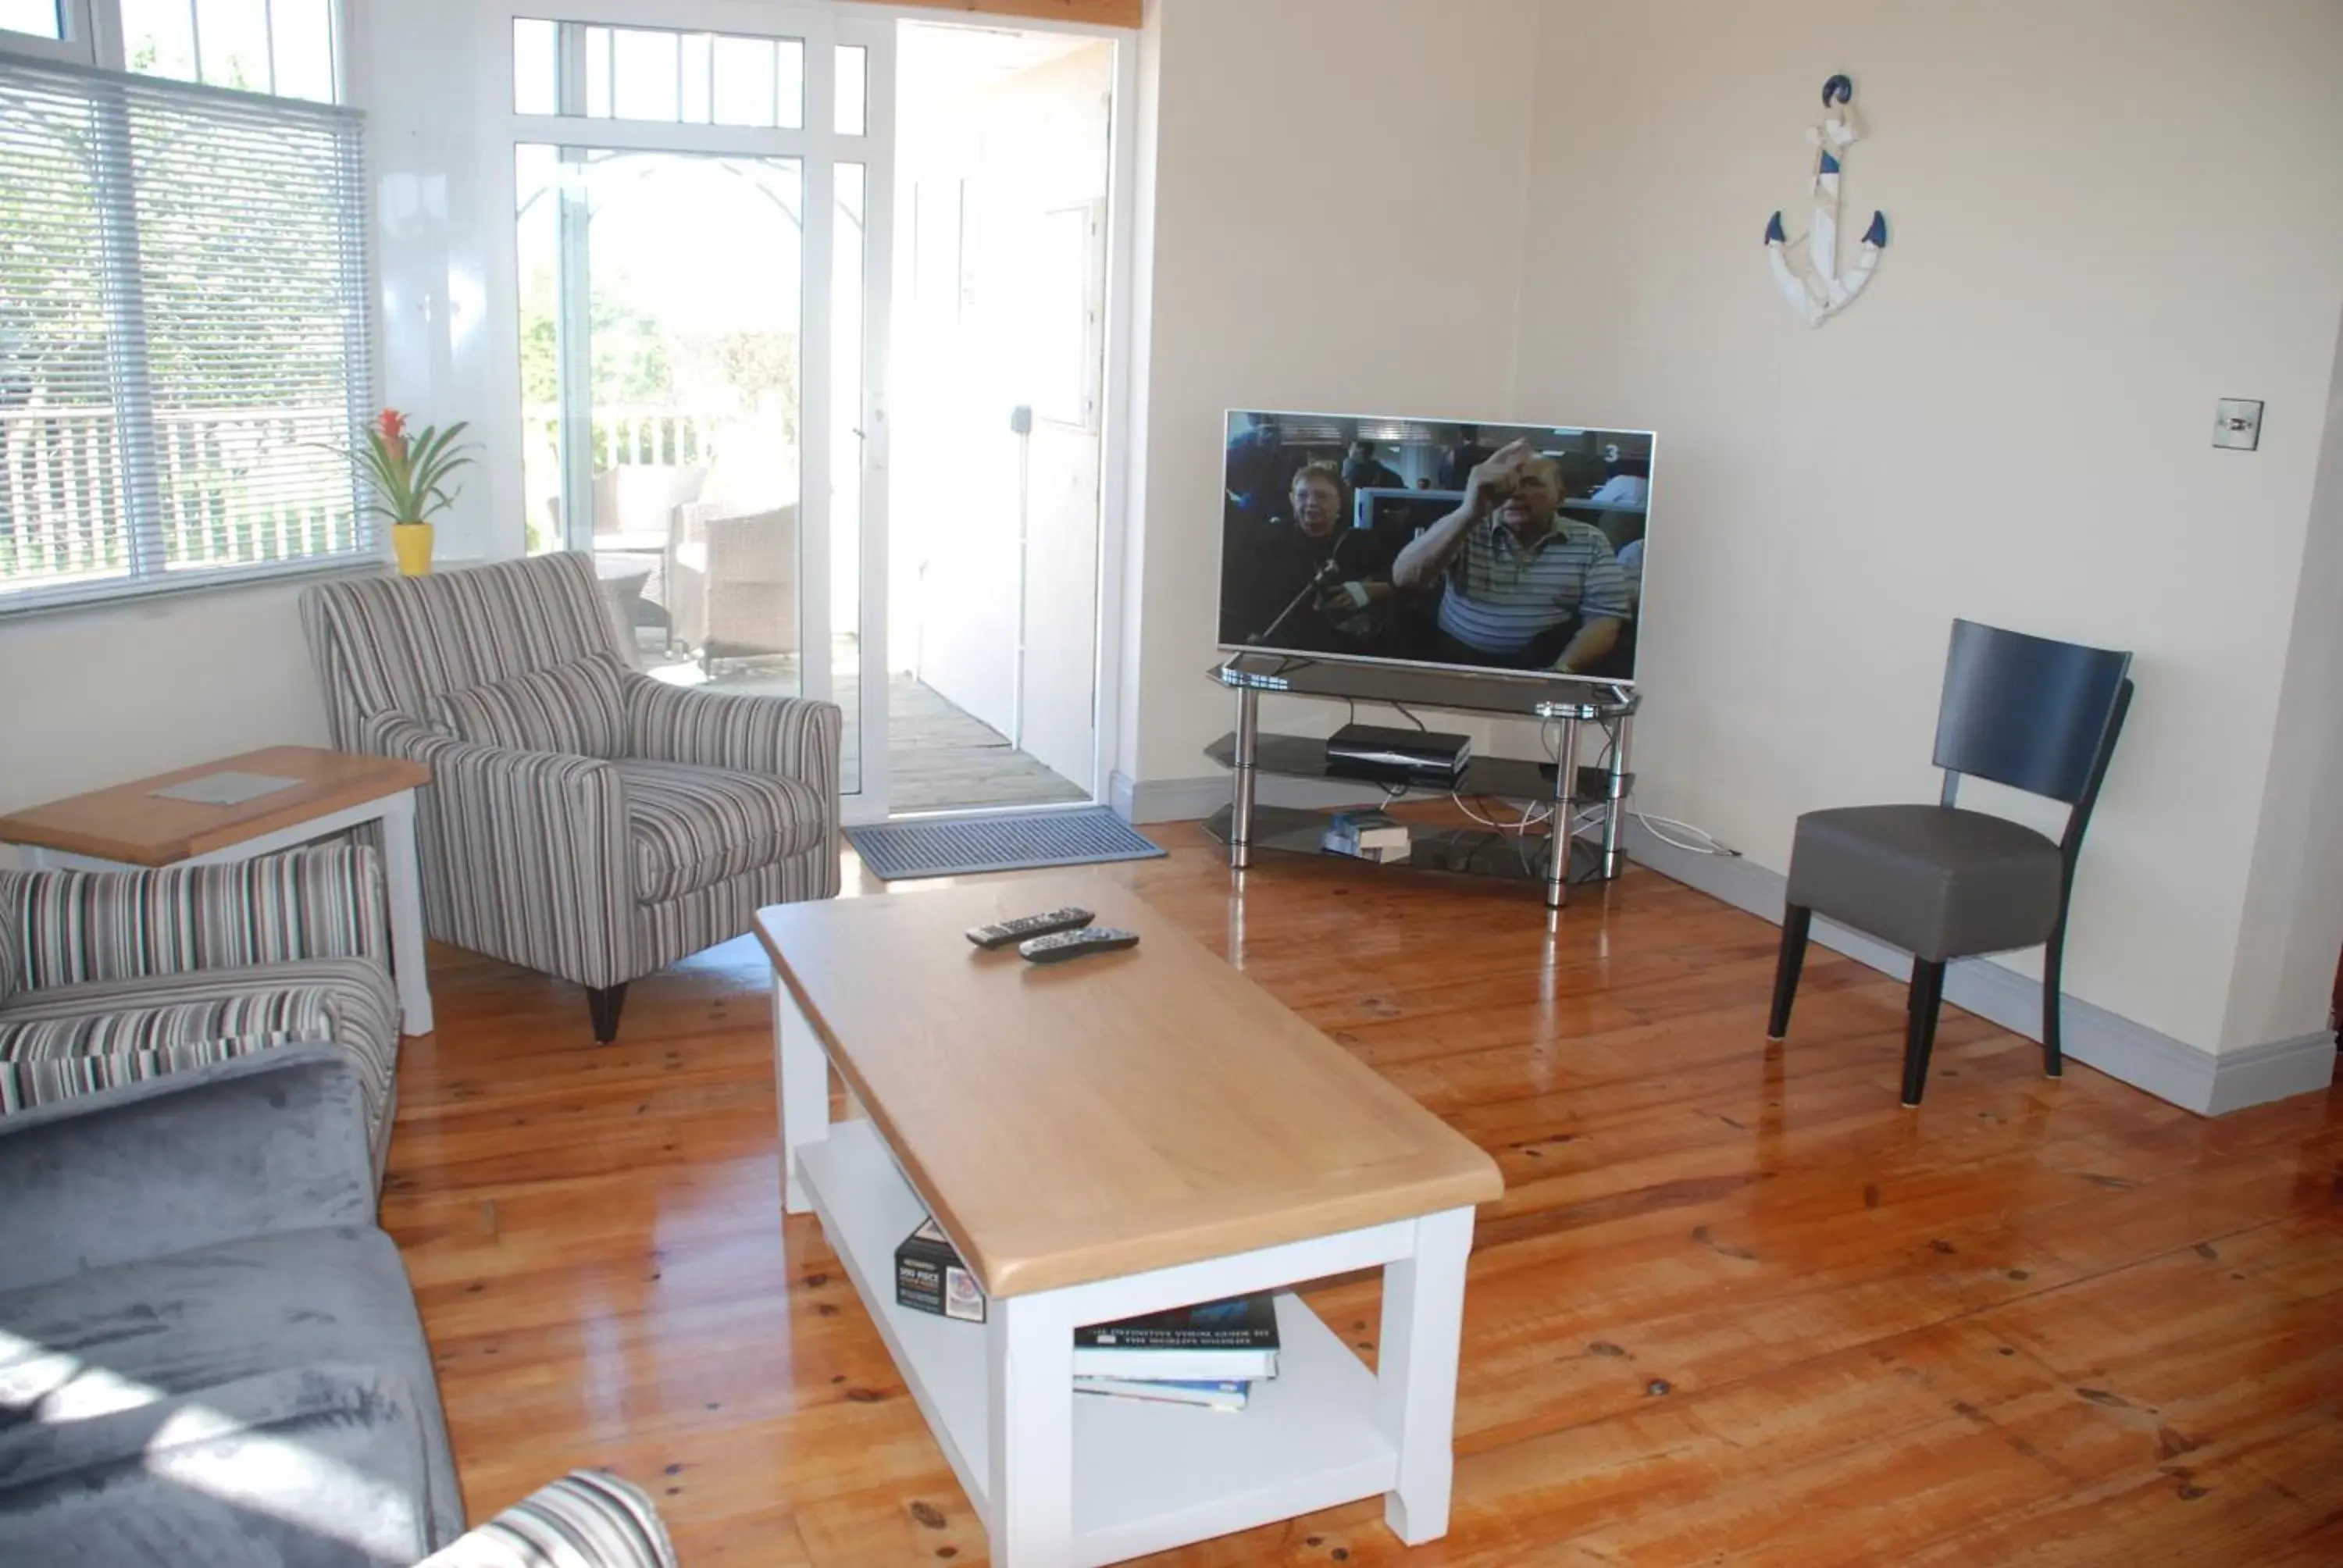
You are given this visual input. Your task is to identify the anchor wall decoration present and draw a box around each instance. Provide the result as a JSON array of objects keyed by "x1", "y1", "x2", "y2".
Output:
[{"x1": 1763, "y1": 73, "x2": 1888, "y2": 326}]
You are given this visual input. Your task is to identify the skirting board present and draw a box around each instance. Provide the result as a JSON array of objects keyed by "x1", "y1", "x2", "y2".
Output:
[
  {"x1": 1111, "y1": 771, "x2": 1396, "y2": 826},
  {"x1": 1621, "y1": 819, "x2": 2337, "y2": 1117}
]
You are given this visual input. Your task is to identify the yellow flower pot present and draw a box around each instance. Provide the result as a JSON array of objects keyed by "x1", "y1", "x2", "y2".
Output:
[{"x1": 391, "y1": 522, "x2": 434, "y2": 576}]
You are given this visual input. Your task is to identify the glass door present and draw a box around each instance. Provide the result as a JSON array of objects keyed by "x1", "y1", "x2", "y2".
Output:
[{"x1": 507, "y1": 7, "x2": 892, "y2": 811}]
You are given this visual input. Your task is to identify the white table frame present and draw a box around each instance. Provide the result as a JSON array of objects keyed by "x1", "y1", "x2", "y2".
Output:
[
  {"x1": 20, "y1": 790, "x2": 435, "y2": 1038},
  {"x1": 773, "y1": 975, "x2": 1475, "y2": 1568}
]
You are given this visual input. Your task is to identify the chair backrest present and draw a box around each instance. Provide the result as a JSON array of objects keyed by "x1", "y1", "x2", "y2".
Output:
[
  {"x1": 1932, "y1": 619, "x2": 2133, "y2": 806},
  {"x1": 704, "y1": 505, "x2": 797, "y2": 585},
  {"x1": 599, "y1": 465, "x2": 706, "y2": 544},
  {"x1": 301, "y1": 552, "x2": 627, "y2": 745}
]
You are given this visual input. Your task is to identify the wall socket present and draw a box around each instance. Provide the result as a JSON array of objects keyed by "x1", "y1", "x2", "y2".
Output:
[{"x1": 2214, "y1": 398, "x2": 2264, "y2": 451}]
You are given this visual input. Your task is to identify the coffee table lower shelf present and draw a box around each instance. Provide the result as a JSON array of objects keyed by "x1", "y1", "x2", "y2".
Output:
[{"x1": 795, "y1": 1119, "x2": 1400, "y2": 1566}]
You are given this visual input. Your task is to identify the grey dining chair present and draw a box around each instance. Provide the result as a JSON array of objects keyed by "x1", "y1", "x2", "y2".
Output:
[{"x1": 1766, "y1": 620, "x2": 2134, "y2": 1105}]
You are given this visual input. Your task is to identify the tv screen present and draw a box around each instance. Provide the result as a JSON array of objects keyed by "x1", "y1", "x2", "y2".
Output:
[{"x1": 1218, "y1": 411, "x2": 1654, "y2": 684}]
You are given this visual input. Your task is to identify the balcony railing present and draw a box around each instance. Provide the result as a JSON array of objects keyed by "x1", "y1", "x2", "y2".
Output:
[
  {"x1": 1, "y1": 403, "x2": 362, "y2": 584},
  {"x1": 521, "y1": 404, "x2": 726, "y2": 473}
]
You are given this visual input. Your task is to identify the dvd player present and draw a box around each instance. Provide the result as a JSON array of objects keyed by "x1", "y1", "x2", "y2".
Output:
[{"x1": 1325, "y1": 723, "x2": 1472, "y2": 784}]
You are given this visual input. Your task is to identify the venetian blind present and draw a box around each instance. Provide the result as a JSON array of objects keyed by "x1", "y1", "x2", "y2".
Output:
[{"x1": 0, "y1": 54, "x2": 374, "y2": 611}]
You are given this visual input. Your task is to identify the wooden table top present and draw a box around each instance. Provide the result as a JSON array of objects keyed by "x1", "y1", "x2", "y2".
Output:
[
  {"x1": 0, "y1": 745, "x2": 430, "y2": 866},
  {"x1": 756, "y1": 876, "x2": 1503, "y2": 1298}
]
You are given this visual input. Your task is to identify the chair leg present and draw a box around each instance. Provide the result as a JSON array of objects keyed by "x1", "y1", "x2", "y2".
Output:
[
  {"x1": 2041, "y1": 920, "x2": 2067, "y2": 1079},
  {"x1": 587, "y1": 983, "x2": 629, "y2": 1045},
  {"x1": 1901, "y1": 959, "x2": 1946, "y2": 1107},
  {"x1": 1767, "y1": 904, "x2": 1813, "y2": 1041}
]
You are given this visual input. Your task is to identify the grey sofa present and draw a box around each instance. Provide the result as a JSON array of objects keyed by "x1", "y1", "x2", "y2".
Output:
[
  {"x1": 0, "y1": 1046, "x2": 677, "y2": 1566},
  {"x1": 301, "y1": 552, "x2": 841, "y2": 1043},
  {"x1": 0, "y1": 845, "x2": 403, "y2": 1174}
]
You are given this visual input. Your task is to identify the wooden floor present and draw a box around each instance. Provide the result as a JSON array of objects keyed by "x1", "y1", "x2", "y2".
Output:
[
  {"x1": 665, "y1": 644, "x2": 1090, "y2": 813},
  {"x1": 383, "y1": 825, "x2": 2343, "y2": 1566}
]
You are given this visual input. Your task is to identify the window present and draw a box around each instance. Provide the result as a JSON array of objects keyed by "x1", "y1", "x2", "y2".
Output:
[
  {"x1": 0, "y1": 55, "x2": 374, "y2": 610},
  {"x1": 116, "y1": 0, "x2": 340, "y2": 102},
  {"x1": 512, "y1": 17, "x2": 805, "y2": 130},
  {"x1": 0, "y1": 2, "x2": 62, "y2": 41}
]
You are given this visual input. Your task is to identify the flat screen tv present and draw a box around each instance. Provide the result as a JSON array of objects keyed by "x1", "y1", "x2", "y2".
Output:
[{"x1": 1218, "y1": 411, "x2": 1655, "y2": 686}]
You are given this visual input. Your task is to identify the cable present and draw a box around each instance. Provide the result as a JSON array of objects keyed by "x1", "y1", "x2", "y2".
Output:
[
  {"x1": 1450, "y1": 789, "x2": 1554, "y2": 835},
  {"x1": 1390, "y1": 701, "x2": 1429, "y2": 732},
  {"x1": 1635, "y1": 809, "x2": 1742, "y2": 857}
]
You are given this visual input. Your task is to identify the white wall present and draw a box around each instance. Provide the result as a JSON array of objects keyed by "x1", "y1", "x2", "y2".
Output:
[
  {"x1": 1121, "y1": 0, "x2": 1542, "y2": 789},
  {"x1": 2225, "y1": 310, "x2": 2343, "y2": 1049},
  {"x1": 0, "y1": 581, "x2": 332, "y2": 824},
  {"x1": 1505, "y1": 0, "x2": 2343, "y2": 1054},
  {"x1": 349, "y1": 0, "x2": 512, "y2": 565}
]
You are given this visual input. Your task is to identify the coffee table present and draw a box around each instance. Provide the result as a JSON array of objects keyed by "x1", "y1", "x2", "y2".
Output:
[
  {"x1": 0, "y1": 746, "x2": 436, "y2": 1036},
  {"x1": 754, "y1": 877, "x2": 1503, "y2": 1568}
]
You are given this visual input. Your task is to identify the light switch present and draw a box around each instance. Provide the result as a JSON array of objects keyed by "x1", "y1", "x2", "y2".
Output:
[{"x1": 2214, "y1": 398, "x2": 2263, "y2": 451}]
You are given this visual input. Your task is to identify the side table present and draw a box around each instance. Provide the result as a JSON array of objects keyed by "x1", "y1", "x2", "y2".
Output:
[{"x1": 0, "y1": 746, "x2": 437, "y2": 1035}]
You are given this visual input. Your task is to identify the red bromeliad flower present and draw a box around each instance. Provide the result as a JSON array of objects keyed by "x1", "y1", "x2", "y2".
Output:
[{"x1": 325, "y1": 407, "x2": 472, "y2": 527}]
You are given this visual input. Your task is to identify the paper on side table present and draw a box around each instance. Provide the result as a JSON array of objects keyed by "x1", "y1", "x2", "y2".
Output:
[{"x1": 150, "y1": 772, "x2": 303, "y2": 807}]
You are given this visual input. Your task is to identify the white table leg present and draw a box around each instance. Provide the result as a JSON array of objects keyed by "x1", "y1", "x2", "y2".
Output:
[
  {"x1": 986, "y1": 1288, "x2": 1078, "y2": 1568},
  {"x1": 774, "y1": 973, "x2": 831, "y2": 1215},
  {"x1": 376, "y1": 792, "x2": 435, "y2": 1037},
  {"x1": 1374, "y1": 1205, "x2": 1475, "y2": 1545}
]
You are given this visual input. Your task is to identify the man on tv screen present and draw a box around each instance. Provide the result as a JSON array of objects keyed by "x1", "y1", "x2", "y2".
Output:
[{"x1": 1392, "y1": 439, "x2": 1629, "y2": 675}]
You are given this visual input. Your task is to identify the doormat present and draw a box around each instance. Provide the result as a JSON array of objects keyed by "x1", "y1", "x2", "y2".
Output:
[{"x1": 846, "y1": 807, "x2": 1168, "y2": 882}]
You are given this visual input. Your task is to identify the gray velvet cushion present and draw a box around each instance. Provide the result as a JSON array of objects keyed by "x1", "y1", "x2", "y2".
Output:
[
  {"x1": 0, "y1": 1224, "x2": 464, "y2": 1563},
  {"x1": 0, "y1": 1049, "x2": 376, "y2": 1297},
  {"x1": 1786, "y1": 804, "x2": 2063, "y2": 962}
]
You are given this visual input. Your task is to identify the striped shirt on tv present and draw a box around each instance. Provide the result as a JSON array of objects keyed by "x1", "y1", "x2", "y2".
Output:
[{"x1": 1435, "y1": 517, "x2": 1631, "y2": 657}]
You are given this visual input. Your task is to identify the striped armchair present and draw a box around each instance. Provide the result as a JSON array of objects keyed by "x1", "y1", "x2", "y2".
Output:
[
  {"x1": 422, "y1": 1471, "x2": 676, "y2": 1567},
  {"x1": 301, "y1": 552, "x2": 840, "y2": 1041},
  {"x1": 0, "y1": 845, "x2": 401, "y2": 1175}
]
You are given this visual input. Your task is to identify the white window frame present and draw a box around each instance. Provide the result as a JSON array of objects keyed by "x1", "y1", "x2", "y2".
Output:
[
  {"x1": 4, "y1": 1, "x2": 346, "y2": 96},
  {"x1": 0, "y1": 0, "x2": 92, "y2": 64}
]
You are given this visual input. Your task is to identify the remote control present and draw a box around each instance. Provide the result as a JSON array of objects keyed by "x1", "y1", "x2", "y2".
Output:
[
  {"x1": 1018, "y1": 926, "x2": 1140, "y2": 964},
  {"x1": 966, "y1": 907, "x2": 1095, "y2": 950}
]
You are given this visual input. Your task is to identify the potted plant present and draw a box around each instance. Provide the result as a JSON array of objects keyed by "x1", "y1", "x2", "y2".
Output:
[{"x1": 345, "y1": 409, "x2": 475, "y2": 576}]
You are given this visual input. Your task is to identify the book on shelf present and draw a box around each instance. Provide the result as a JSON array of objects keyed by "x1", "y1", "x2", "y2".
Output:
[
  {"x1": 897, "y1": 1224, "x2": 1278, "y2": 1384},
  {"x1": 1074, "y1": 1377, "x2": 1250, "y2": 1412},
  {"x1": 1321, "y1": 834, "x2": 1410, "y2": 864},
  {"x1": 1328, "y1": 809, "x2": 1410, "y2": 848},
  {"x1": 1322, "y1": 809, "x2": 1411, "y2": 864},
  {"x1": 1072, "y1": 1292, "x2": 1281, "y2": 1381}
]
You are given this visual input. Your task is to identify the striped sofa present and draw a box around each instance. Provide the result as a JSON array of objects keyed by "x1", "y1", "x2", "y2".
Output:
[
  {"x1": 302, "y1": 552, "x2": 842, "y2": 1041},
  {"x1": 0, "y1": 844, "x2": 401, "y2": 1174}
]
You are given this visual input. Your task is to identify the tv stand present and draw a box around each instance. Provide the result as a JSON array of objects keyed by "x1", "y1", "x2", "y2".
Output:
[{"x1": 1205, "y1": 654, "x2": 1639, "y2": 910}]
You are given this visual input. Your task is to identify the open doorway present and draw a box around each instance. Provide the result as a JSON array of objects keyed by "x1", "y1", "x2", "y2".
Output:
[{"x1": 886, "y1": 22, "x2": 1115, "y2": 815}]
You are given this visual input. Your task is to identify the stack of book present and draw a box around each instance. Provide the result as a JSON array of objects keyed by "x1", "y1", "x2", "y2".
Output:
[
  {"x1": 897, "y1": 1221, "x2": 1279, "y2": 1412},
  {"x1": 1322, "y1": 809, "x2": 1410, "y2": 864},
  {"x1": 1073, "y1": 1293, "x2": 1280, "y2": 1412}
]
